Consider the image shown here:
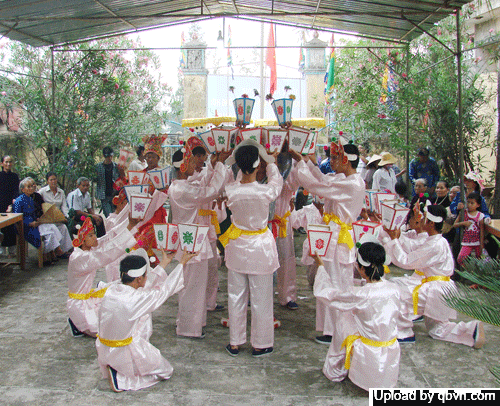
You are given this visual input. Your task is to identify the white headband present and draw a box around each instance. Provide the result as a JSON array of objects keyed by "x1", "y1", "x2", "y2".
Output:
[
  {"x1": 424, "y1": 206, "x2": 443, "y2": 223},
  {"x1": 253, "y1": 156, "x2": 260, "y2": 168},
  {"x1": 346, "y1": 153, "x2": 358, "y2": 162},
  {"x1": 173, "y1": 160, "x2": 183, "y2": 168},
  {"x1": 127, "y1": 264, "x2": 147, "y2": 278}
]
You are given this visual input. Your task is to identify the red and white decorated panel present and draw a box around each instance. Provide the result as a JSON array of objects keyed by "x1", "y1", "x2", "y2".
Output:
[
  {"x1": 288, "y1": 126, "x2": 312, "y2": 154},
  {"x1": 211, "y1": 126, "x2": 239, "y2": 152},
  {"x1": 381, "y1": 202, "x2": 410, "y2": 230},
  {"x1": 130, "y1": 195, "x2": 153, "y2": 219},
  {"x1": 147, "y1": 167, "x2": 170, "y2": 190},
  {"x1": 153, "y1": 223, "x2": 179, "y2": 251},
  {"x1": 352, "y1": 220, "x2": 382, "y2": 243},
  {"x1": 128, "y1": 170, "x2": 148, "y2": 185},
  {"x1": 198, "y1": 130, "x2": 217, "y2": 154},
  {"x1": 307, "y1": 224, "x2": 333, "y2": 257}
]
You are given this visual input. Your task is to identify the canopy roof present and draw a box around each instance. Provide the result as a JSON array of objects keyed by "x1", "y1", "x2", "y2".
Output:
[{"x1": 0, "y1": 1, "x2": 470, "y2": 48}]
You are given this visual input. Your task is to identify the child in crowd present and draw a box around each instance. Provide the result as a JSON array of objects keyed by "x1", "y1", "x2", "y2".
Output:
[
  {"x1": 313, "y1": 235, "x2": 401, "y2": 390},
  {"x1": 384, "y1": 204, "x2": 485, "y2": 348},
  {"x1": 220, "y1": 140, "x2": 282, "y2": 357},
  {"x1": 454, "y1": 192, "x2": 485, "y2": 265},
  {"x1": 96, "y1": 248, "x2": 198, "y2": 392}
]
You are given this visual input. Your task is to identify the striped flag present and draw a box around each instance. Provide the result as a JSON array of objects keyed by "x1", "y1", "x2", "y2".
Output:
[{"x1": 324, "y1": 34, "x2": 335, "y2": 105}]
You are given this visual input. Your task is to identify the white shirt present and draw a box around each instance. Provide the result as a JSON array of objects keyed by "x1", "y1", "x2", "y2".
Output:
[
  {"x1": 66, "y1": 188, "x2": 92, "y2": 212},
  {"x1": 38, "y1": 185, "x2": 69, "y2": 217},
  {"x1": 128, "y1": 158, "x2": 147, "y2": 172},
  {"x1": 372, "y1": 167, "x2": 397, "y2": 193}
]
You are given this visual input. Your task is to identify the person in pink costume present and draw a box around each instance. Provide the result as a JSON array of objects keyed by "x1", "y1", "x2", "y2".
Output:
[
  {"x1": 67, "y1": 214, "x2": 140, "y2": 338},
  {"x1": 454, "y1": 191, "x2": 485, "y2": 265},
  {"x1": 289, "y1": 196, "x2": 324, "y2": 288},
  {"x1": 168, "y1": 137, "x2": 230, "y2": 338},
  {"x1": 221, "y1": 140, "x2": 282, "y2": 357},
  {"x1": 289, "y1": 137, "x2": 365, "y2": 355},
  {"x1": 271, "y1": 159, "x2": 301, "y2": 309},
  {"x1": 96, "y1": 247, "x2": 198, "y2": 392},
  {"x1": 185, "y1": 149, "x2": 225, "y2": 312},
  {"x1": 384, "y1": 204, "x2": 486, "y2": 348},
  {"x1": 314, "y1": 235, "x2": 401, "y2": 390}
]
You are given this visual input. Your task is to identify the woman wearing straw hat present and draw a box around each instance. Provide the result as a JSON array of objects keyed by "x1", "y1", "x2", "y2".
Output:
[{"x1": 372, "y1": 152, "x2": 398, "y2": 193}]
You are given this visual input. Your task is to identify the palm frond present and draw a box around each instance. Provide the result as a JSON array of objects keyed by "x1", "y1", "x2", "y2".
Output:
[
  {"x1": 442, "y1": 285, "x2": 500, "y2": 327},
  {"x1": 490, "y1": 366, "x2": 500, "y2": 384},
  {"x1": 455, "y1": 257, "x2": 500, "y2": 293}
]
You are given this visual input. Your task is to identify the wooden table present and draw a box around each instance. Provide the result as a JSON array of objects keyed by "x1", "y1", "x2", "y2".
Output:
[
  {"x1": 485, "y1": 219, "x2": 500, "y2": 239},
  {"x1": 0, "y1": 213, "x2": 26, "y2": 270}
]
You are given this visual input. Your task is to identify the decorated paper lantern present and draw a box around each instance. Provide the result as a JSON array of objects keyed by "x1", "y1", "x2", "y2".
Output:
[
  {"x1": 306, "y1": 131, "x2": 318, "y2": 154},
  {"x1": 239, "y1": 127, "x2": 263, "y2": 144},
  {"x1": 147, "y1": 167, "x2": 170, "y2": 190},
  {"x1": 153, "y1": 223, "x2": 179, "y2": 251},
  {"x1": 307, "y1": 224, "x2": 333, "y2": 257},
  {"x1": 271, "y1": 98, "x2": 293, "y2": 126},
  {"x1": 381, "y1": 202, "x2": 410, "y2": 230},
  {"x1": 288, "y1": 126, "x2": 312, "y2": 154},
  {"x1": 265, "y1": 128, "x2": 288, "y2": 152},
  {"x1": 177, "y1": 223, "x2": 210, "y2": 252},
  {"x1": 374, "y1": 192, "x2": 399, "y2": 214},
  {"x1": 128, "y1": 170, "x2": 147, "y2": 185},
  {"x1": 352, "y1": 220, "x2": 382, "y2": 243},
  {"x1": 117, "y1": 148, "x2": 135, "y2": 169},
  {"x1": 123, "y1": 184, "x2": 149, "y2": 202},
  {"x1": 211, "y1": 126, "x2": 239, "y2": 151},
  {"x1": 198, "y1": 130, "x2": 217, "y2": 154},
  {"x1": 365, "y1": 189, "x2": 379, "y2": 212},
  {"x1": 130, "y1": 195, "x2": 153, "y2": 219},
  {"x1": 233, "y1": 97, "x2": 255, "y2": 124}
]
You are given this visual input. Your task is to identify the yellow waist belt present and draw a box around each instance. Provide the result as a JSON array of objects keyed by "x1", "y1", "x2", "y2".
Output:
[
  {"x1": 323, "y1": 213, "x2": 354, "y2": 250},
  {"x1": 342, "y1": 334, "x2": 397, "y2": 369},
  {"x1": 97, "y1": 335, "x2": 133, "y2": 347},
  {"x1": 68, "y1": 287, "x2": 108, "y2": 300},
  {"x1": 198, "y1": 209, "x2": 220, "y2": 234},
  {"x1": 412, "y1": 275, "x2": 451, "y2": 314},
  {"x1": 219, "y1": 223, "x2": 268, "y2": 248},
  {"x1": 414, "y1": 269, "x2": 425, "y2": 276},
  {"x1": 269, "y1": 211, "x2": 291, "y2": 239}
]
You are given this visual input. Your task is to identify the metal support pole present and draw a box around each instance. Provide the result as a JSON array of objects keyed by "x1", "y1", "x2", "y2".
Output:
[
  {"x1": 405, "y1": 43, "x2": 410, "y2": 191},
  {"x1": 51, "y1": 47, "x2": 56, "y2": 170}
]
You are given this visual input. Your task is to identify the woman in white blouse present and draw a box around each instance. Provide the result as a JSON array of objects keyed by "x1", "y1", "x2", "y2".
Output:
[{"x1": 38, "y1": 172, "x2": 73, "y2": 254}]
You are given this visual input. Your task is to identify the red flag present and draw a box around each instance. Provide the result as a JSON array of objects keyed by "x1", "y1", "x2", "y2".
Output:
[{"x1": 266, "y1": 24, "x2": 277, "y2": 96}]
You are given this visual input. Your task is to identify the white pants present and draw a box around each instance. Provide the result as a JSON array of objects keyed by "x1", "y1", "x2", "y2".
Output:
[
  {"x1": 206, "y1": 241, "x2": 219, "y2": 310},
  {"x1": 176, "y1": 260, "x2": 208, "y2": 337},
  {"x1": 276, "y1": 234, "x2": 297, "y2": 306},
  {"x1": 228, "y1": 270, "x2": 274, "y2": 349}
]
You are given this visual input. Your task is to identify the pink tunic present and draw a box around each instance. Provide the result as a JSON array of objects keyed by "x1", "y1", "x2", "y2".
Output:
[
  {"x1": 67, "y1": 222, "x2": 137, "y2": 336},
  {"x1": 314, "y1": 266, "x2": 401, "y2": 390},
  {"x1": 273, "y1": 166, "x2": 300, "y2": 305},
  {"x1": 224, "y1": 163, "x2": 283, "y2": 274},
  {"x1": 96, "y1": 263, "x2": 184, "y2": 391}
]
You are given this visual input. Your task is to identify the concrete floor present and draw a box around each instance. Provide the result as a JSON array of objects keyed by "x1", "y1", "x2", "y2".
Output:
[{"x1": 1, "y1": 231, "x2": 499, "y2": 406}]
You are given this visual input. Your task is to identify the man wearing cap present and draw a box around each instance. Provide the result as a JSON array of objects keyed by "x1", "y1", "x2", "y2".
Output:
[
  {"x1": 372, "y1": 152, "x2": 398, "y2": 193},
  {"x1": 409, "y1": 147, "x2": 440, "y2": 197},
  {"x1": 95, "y1": 147, "x2": 121, "y2": 218},
  {"x1": 96, "y1": 248, "x2": 198, "y2": 392},
  {"x1": 67, "y1": 212, "x2": 140, "y2": 338}
]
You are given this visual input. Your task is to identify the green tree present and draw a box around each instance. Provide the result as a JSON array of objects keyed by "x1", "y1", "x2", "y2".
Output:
[
  {"x1": 329, "y1": 9, "x2": 494, "y2": 185},
  {"x1": 0, "y1": 36, "x2": 172, "y2": 187}
]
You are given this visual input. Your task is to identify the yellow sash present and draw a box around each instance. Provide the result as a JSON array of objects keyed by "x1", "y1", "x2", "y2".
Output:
[
  {"x1": 219, "y1": 224, "x2": 268, "y2": 247},
  {"x1": 97, "y1": 335, "x2": 133, "y2": 347},
  {"x1": 269, "y1": 211, "x2": 291, "y2": 238},
  {"x1": 198, "y1": 209, "x2": 221, "y2": 234},
  {"x1": 342, "y1": 335, "x2": 397, "y2": 369},
  {"x1": 323, "y1": 212, "x2": 354, "y2": 249},
  {"x1": 68, "y1": 287, "x2": 108, "y2": 300},
  {"x1": 412, "y1": 275, "x2": 451, "y2": 314},
  {"x1": 414, "y1": 269, "x2": 425, "y2": 276}
]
